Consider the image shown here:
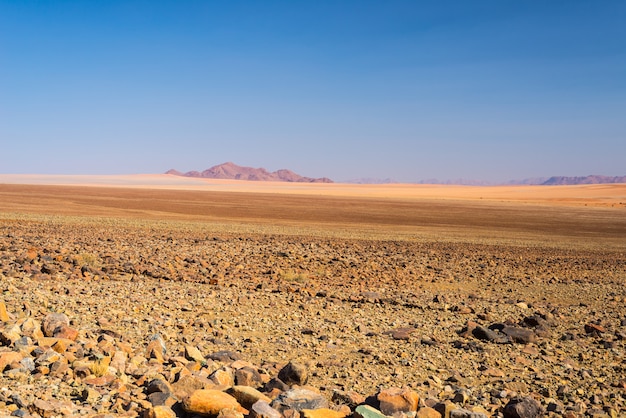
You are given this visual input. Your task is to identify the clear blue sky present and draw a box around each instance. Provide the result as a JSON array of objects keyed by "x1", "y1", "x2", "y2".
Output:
[{"x1": 1, "y1": 1, "x2": 624, "y2": 182}]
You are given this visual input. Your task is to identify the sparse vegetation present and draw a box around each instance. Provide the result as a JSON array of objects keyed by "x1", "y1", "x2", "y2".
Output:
[
  {"x1": 279, "y1": 269, "x2": 309, "y2": 283},
  {"x1": 74, "y1": 252, "x2": 100, "y2": 268}
]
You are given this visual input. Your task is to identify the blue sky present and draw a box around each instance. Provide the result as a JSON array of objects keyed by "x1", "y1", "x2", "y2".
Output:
[{"x1": 1, "y1": 1, "x2": 624, "y2": 182}]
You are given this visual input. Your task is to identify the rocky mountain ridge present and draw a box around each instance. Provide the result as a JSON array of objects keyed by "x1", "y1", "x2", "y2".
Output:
[
  {"x1": 347, "y1": 175, "x2": 626, "y2": 186},
  {"x1": 166, "y1": 163, "x2": 333, "y2": 183},
  {"x1": 541, "y1": 175, "x2": 626, "y2": 185}
]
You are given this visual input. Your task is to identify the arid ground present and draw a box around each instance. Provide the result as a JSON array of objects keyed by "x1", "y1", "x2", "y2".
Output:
[{"x1": 0, "y1": 177, "x2": 624, "y2": 417}]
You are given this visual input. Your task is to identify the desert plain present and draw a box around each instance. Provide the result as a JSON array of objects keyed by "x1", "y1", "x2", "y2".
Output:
[{"x1": 0, "y1": 175, "x2": 624, "y2": 418}]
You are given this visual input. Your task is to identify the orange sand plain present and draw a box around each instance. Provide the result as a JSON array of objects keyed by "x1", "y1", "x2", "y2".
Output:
[
  {"x1": 1, "y1": 173, "x2": 625, "y2": 207},
  {"x1": 1, "y1": 174, "x2": 625, "y2": 251}
]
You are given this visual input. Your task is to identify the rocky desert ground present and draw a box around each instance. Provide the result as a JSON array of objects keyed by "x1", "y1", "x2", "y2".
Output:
[{"x1": 0, "y1": 179, "x2": 624, "y2": 418}]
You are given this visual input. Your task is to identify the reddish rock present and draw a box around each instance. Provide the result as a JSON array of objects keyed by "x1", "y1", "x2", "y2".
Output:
[
  {"x1": 0, "y1": 351, "x2": 23, "y2": 371},
  {"x1": 502, "y1": 327, "x2": 536, "y2": 344},
  {"x1": 584, "y1": 323, "x2": 606, "y2": 335},
  {"x1": 416, "y1": 406, "x2": 441, "y2": 418},
  {"x1": 29, "y1": 399, "x2": 56, "y2": 417},
  {"x1": 53, "y1": 324, "x2": 79, "y2": 341},
  {"x1": 376, "y1": 387, "x2": 420, "y2": 415},
  {"x1": 235, "y1": 366, "x2": 264, "y2": 387},
  {"x1": 83, "y1": 374, "x2": 116, "y2": 386},
  {"x1": 385, "y1": 327, "x2": 417, "y2": 340},
  {"x1": 146, "y1": 405, "x2": 177, "y2": 418},
  {"x1": 217, "y1": 408, "x2": 245, "y2": 418},
  {"x1": 182, "y1": 389, "x2": 247, "y2": 416}
]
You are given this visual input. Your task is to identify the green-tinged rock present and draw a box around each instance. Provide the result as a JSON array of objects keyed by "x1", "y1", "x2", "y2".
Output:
[{"x1": 354, "y1": 404, "x2": 389, "y2": 418}]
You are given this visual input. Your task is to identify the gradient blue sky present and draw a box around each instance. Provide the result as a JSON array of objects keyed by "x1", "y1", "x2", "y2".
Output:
[{"x1": 1, "y1": 1, "x2": 625, "y2": 182}]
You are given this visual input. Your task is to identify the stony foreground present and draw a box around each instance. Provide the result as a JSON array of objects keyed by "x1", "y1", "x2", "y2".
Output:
[{"x1": 0, "y1": 218, "x2": 625, "y2": 417}]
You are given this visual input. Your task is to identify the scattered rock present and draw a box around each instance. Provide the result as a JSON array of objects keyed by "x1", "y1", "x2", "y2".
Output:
[
  {"x1": 331, "y1": 390, "x2": 365, "y2": 409},
  {"x1": 249, "y1": 400, "x2": 282, "y2": 418},
  {"x1": 0, "y1": 302, "x2": 9, "y2": 322},
  {"x1": 227, "y1": 386, "x2": 271, "y2": 410},
  {"x1": 376, "y1": 387, "x2": 419, "y2": 415},
  {"x1": 278, "y1": 361, "x2": 308, "y2": 386},
  {"x1": 450, "y1": 408, "x2": 488, "y2": 418},
  {"x1": 502, "y1": 327, "x2": 536, "y2": 344},
  {"x1": 182, "y1": 389, "x2": 246, "y2": 416},
  {"x1": 354, "y1": 405, "x2": 388, "y2": 418},
  {"x1": 503, "y1": 396, "x2": 544, "y2": 418},
  {"x1": 471, "y1": 325, "x2": 507, "y2": 343},
  {"x1": 585, "y1": 323, "x2": 607, "y2": 335},
  {"x1": 146, "y1": 405, "x2": 177, "y2": 418},
  {"x1": 0, "y1": 218, "x2": 623, "y2": 418},
  {"x1": 386, "y1": 327, "x2": 417, "y2": 341},
  {"x1": 271, "y1": 388, "x2": 328, "y2": 412},
  {"x1": 416, "y1": 406, "x2": 441, "y2": 418},
  {"x1": 41, "y1": 313, "x2": 70, "y2": 337}
]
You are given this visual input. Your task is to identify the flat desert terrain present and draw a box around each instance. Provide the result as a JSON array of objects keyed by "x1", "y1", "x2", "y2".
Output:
[{"x1": 0, "y1": 176, "x2": 624, "y2": 417}]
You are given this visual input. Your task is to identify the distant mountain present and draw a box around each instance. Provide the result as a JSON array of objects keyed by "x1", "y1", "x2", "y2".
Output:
[
  {"x1": 541, "y1": 175, "x2": 626, "y2": 185},
  {"x1": 344, "y1": 175, "x2": 626, "y2": 185},
  {"x1": 505, "y1": 177, "x2": 549, "y2": 185},
  {"x1": 345, "y1": 178, "x2": 398, "y2": 184},
  {"x1": 166, "y1": 162, "x2": 333, "y2": 183}
]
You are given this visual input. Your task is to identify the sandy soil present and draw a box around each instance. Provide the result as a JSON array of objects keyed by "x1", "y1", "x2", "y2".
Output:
[
  {"x1": 0, "y1": 178, "x2": 625, "y2": 251},
  {"x1": 1, "y1": 174, "x2": 625, "y2": 207}
]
